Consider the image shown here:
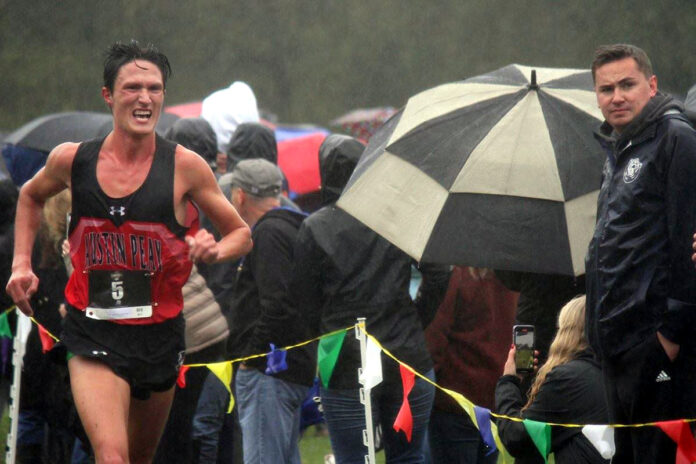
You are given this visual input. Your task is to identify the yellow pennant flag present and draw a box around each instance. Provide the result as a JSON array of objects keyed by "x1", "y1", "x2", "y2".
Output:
[
  {"x1": 207, "y1": 361, "x2": 235, "y2": 413},
  {"x1": 491, "y1": 421, "x2": 513, "y2": 464},
  {"x1": 443, "y1": 388, "x2": 475, "y2": 422}
]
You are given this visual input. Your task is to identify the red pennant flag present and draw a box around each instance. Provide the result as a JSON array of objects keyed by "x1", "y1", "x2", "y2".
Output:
[
  {"x1": 393, "y1": 364, "x2": 415, "y2": 442},
  {"x1": 37, "y1": 324, "x2": 55, "y2": 353},
  {"x1": 177, "y1": 365, "x2": 190, "y2": 388},
  {"x1": 656, "y1": 420, "x2": 696, "y2": 464}
]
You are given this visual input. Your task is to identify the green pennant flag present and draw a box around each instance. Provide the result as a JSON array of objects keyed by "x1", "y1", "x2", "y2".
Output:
[
  {"x1": 0, "y1": 312, "x2": 12, "y2": 338},
  {"x1": 523, "y1": 419, "x2": 551, "y2": 463},
  {"x1": 318, "y1": 331, "x2": 346, "y2": 388}
]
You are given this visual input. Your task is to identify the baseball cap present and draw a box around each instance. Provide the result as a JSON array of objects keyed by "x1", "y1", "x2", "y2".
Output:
[{"x1": 221, "y1": 158, "x2": 282, "y2": 197}]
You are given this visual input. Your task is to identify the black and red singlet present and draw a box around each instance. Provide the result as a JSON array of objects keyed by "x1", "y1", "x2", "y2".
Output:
[{"x1": 64, "y1": 135, "x2": 198, "y2": 324}]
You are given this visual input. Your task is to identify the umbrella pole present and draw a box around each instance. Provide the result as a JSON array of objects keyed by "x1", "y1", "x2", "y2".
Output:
[{"x1": 356, "y1": 317, "x2": 377, "y2": 463}]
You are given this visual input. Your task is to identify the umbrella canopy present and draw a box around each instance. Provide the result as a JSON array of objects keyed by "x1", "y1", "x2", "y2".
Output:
[
  {"x1": 5, "y1": 111, "x2": 179, "y2": 154},
  {"x1": 2, "y1": 111, "x2": 179, "y2": 186},
  {"x1": 4, "y1": 111, "x2": 113, "y2": 153},
  {"x1": 330, "y1": 107, "x2": 397, "y2": 142},
  {"x1": 277, "y1": 132, "x2": 326, "y2": 195},
  {"x1": 165, "y1": 101, "x2": 203, "y2": 118},
  {"x1": 337, "y1": 64, "x2": 605, "y2": 276}
]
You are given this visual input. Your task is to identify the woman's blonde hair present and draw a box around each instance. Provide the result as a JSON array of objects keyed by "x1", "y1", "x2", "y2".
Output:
[
  {"x1": 38, "y1": 190, "x2": 71, "y2": 268},
  {"x1": 522, "y1": 295, "x2": 587, "y2": 411}
]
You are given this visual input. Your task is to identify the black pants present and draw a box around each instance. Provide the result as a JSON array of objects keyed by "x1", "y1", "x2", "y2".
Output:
[{"x1": 602, "y1": 332, "x2": 696, "y2": 463}]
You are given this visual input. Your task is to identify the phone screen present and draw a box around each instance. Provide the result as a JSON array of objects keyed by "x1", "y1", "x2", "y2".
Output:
[{"x1": 513, "y1": 325, "x2": 535, "y2": 372}]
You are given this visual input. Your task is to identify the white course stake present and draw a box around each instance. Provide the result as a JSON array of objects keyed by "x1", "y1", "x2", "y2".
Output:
[
  {"x1": 356, "y1": 317, "x2": 376, "y2": 464},
  {"x1": 6, "y1": 311, "x2": 32, "y2": 464}
]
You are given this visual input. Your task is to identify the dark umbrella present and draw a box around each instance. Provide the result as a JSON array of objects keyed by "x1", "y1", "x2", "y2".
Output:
[
  {"x1": 337, "y1": 64, "x2": 605, "y2": 276},
  {"x1": 5, "y1": 111, "x2": 180, "y2": 154},
  {"x1": 96, "y1": 111, "x2": 180, "y2": 139},
  {"x1": 4, "y1": 111, "x2": 112, "y2": 153},
  {"x1": 3, "y1": 111, "x2": 180, "y2": 185}
]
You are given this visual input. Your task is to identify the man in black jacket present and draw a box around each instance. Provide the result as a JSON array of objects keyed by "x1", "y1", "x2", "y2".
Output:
[
  {"x1": 226, "y1": 159, "x2": 314, "y2": 464},
  {"x1": 585, "y1": 44, "x2": 696, "y2": 463}
]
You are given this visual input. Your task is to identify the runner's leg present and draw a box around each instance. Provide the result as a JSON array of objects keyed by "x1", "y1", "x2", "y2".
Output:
[
  {"x1": 128, "y1": 387, "x2": 176, "y2": 464},
  {"x1": 69, "y1": 355, "x2": 130, "y2": 463}
]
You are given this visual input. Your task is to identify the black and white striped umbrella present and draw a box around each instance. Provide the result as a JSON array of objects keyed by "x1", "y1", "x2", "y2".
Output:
[{"x1": 337, "y1": 64, "x2": 606, "y2": 276}]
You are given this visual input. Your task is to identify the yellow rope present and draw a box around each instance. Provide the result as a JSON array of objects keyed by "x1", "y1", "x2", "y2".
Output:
[{"x1": 10, "y1": 309, "x2": 696, "y2": 430}]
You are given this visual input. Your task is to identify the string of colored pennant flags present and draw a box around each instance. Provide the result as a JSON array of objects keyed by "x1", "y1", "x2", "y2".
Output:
[{"x1": 5, "y1": 306, "x2": 696, "y2": 464}]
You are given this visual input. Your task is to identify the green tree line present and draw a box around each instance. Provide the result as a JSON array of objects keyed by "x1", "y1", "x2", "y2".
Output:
[{"x1": 1, "y1": 0, "x2": 694, "y2": 131}]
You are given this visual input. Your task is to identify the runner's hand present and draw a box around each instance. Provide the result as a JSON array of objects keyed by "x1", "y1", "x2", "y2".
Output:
[
  {"x1": 186, "y1": 229, "x2": 219, "y2": 264},
  {"x1": 6, "y1": 268, "x2": 39, "y2": 316}
]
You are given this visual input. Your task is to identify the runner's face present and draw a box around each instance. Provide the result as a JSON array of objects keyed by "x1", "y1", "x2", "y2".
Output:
[
  {"x1": 594, "y1": 57, "x2": 657, "y2": 134},
  {"x1": 102, "y1": 60, "x2": 164, "y2": 137}
]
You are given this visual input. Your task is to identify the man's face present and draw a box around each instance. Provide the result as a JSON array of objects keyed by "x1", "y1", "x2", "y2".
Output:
[
  {"x1": 216, "y1": 153, "x2": 227, "y2": 174},
  {"x1": 594, "y1": 57, "x2": 657, "y2": 133},
  {"x1": 102, "y1": 60, "x2": 164, "y2": 137}
]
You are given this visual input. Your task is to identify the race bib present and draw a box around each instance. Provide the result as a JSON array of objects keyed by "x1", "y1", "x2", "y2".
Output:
[{"x1": 86, "y1": 270, "x2": 152, "y2": 320}]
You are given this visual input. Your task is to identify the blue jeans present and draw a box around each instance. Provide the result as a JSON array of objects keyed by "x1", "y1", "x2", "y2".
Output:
[
  {"x1": 235, "y1": 368, "x2": 308, "y2": 464},
  {"x1": 192, "y1": 371, "x2": 230, "y2": 463},
  {"x1": 321, "y1": 369, "x2": 435, "y2": 464},
  {"x1": 428, "y1": 410, "x2": 497, "y2": 464}
]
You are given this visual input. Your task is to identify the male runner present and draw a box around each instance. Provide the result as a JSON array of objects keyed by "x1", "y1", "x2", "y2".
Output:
[{"x1": 5, "y1": 41, "x2": 251, "y2": 463}]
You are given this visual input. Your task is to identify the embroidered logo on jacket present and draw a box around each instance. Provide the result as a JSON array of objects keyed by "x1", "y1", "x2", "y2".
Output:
[{"x1": 623, "y1": 158, "x2": 642, "y2": 183}]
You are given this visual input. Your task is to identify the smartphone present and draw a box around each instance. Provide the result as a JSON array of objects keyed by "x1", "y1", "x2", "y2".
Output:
[{"x1": 513, "y1": 325, "x2": 535, "y2": 373}]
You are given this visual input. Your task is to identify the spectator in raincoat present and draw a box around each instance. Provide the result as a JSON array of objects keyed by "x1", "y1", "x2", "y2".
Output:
[{"x1": 292, "y1": 134, "x2": 450, "y2": 463}]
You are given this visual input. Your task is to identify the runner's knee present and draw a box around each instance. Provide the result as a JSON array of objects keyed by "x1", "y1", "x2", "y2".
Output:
[{"x1": 92, "y1": 443, "x2": 129, "y2": 464}]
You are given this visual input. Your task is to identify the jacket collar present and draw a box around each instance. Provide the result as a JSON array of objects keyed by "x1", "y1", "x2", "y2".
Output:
[{"x1": 594, "y1": 92, "x2": 683, "y2": 155}]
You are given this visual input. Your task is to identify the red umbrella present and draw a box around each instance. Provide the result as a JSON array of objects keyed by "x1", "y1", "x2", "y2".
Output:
[
  {"x1": 277, "y1": 132, "x2": 325, "y2": 195},
  {"x1": 165, "y1": 101, "x2": 203, "y2": 118},
  {"x1": 330, "y1": 107, "x2": 397, "y2": 142}
]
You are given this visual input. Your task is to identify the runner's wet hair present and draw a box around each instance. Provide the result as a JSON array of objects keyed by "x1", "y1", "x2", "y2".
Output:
[
  {"x1": 103, "y1": 40, "x2": 172, "y2": 92},
  {"x1": 591, "y1": 44, "x2": 653, "y2": 82}
]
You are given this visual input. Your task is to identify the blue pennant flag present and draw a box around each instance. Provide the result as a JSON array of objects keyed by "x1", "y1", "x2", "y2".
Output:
[
  {"x1": 265, "y1": 343, "x2": 288, "y2": 374},
  {"x1": 474, "y1": 405, "x2": 497, "y2": 456}
]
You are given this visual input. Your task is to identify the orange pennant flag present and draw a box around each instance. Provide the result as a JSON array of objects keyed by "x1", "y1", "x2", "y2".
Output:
[
  {"x1": 656, "y1": 420, "x2": 696, "y2": 464},
  {"x1": 177, "y1": 365, "x2": 190, "y2": 388},
  {"x1": 37, "y1": 324, "x2": 55, "y2": 353},
  {"x1": 393, "y1": 364, "x2": 415, "y2": 442}
]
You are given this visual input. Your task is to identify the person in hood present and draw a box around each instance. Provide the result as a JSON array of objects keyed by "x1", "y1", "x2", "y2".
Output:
[
  {"x1": 585, "y1": 44, "x2": 696, "y2": 463},
  {"x1": 201, "y1": 81, "x2": 259, "y2": 154},
  {"x1": 227, "y1": 122, "x2": 277, "y2": 167},
  {"x1": 292, "y1": 134, "x2": 450, "y2": 463},
  {"x1": 165, "y1": 117, "x2": 219, "y2": 176}
]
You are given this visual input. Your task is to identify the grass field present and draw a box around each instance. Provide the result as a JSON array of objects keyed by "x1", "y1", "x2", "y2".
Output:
[
  {"x1": 298, "y1": 427, "x2": 386, "y2": 464},
  {"x1": 0, "y1": 418, "x2": 384, "y2": 464}
]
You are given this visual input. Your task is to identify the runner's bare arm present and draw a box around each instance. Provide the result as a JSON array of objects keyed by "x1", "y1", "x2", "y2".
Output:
[
  {"x1": 176, "y1": 147, "x2": 252, "y2": 263},
  {"x1": 6, "y1": 143, "x2": 77, "y2": 315}
]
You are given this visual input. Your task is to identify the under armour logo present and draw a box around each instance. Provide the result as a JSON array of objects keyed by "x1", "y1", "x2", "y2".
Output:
[
  {"x1": 109, "y1": 206, "x2": 126, "y2": 216},
  {"x1": 656, "y1": 370, "x2": 671, "y2": 383}
]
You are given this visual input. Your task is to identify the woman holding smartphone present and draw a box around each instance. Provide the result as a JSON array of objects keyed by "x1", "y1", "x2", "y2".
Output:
[{"x1": 495, "y1": 295, "x2": 609, "y2": 464}]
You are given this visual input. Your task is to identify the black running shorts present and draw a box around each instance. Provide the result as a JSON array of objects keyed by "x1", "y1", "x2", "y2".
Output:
[{"x1": 61, "y1": 305, "x2": 185, "y2": 400}]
